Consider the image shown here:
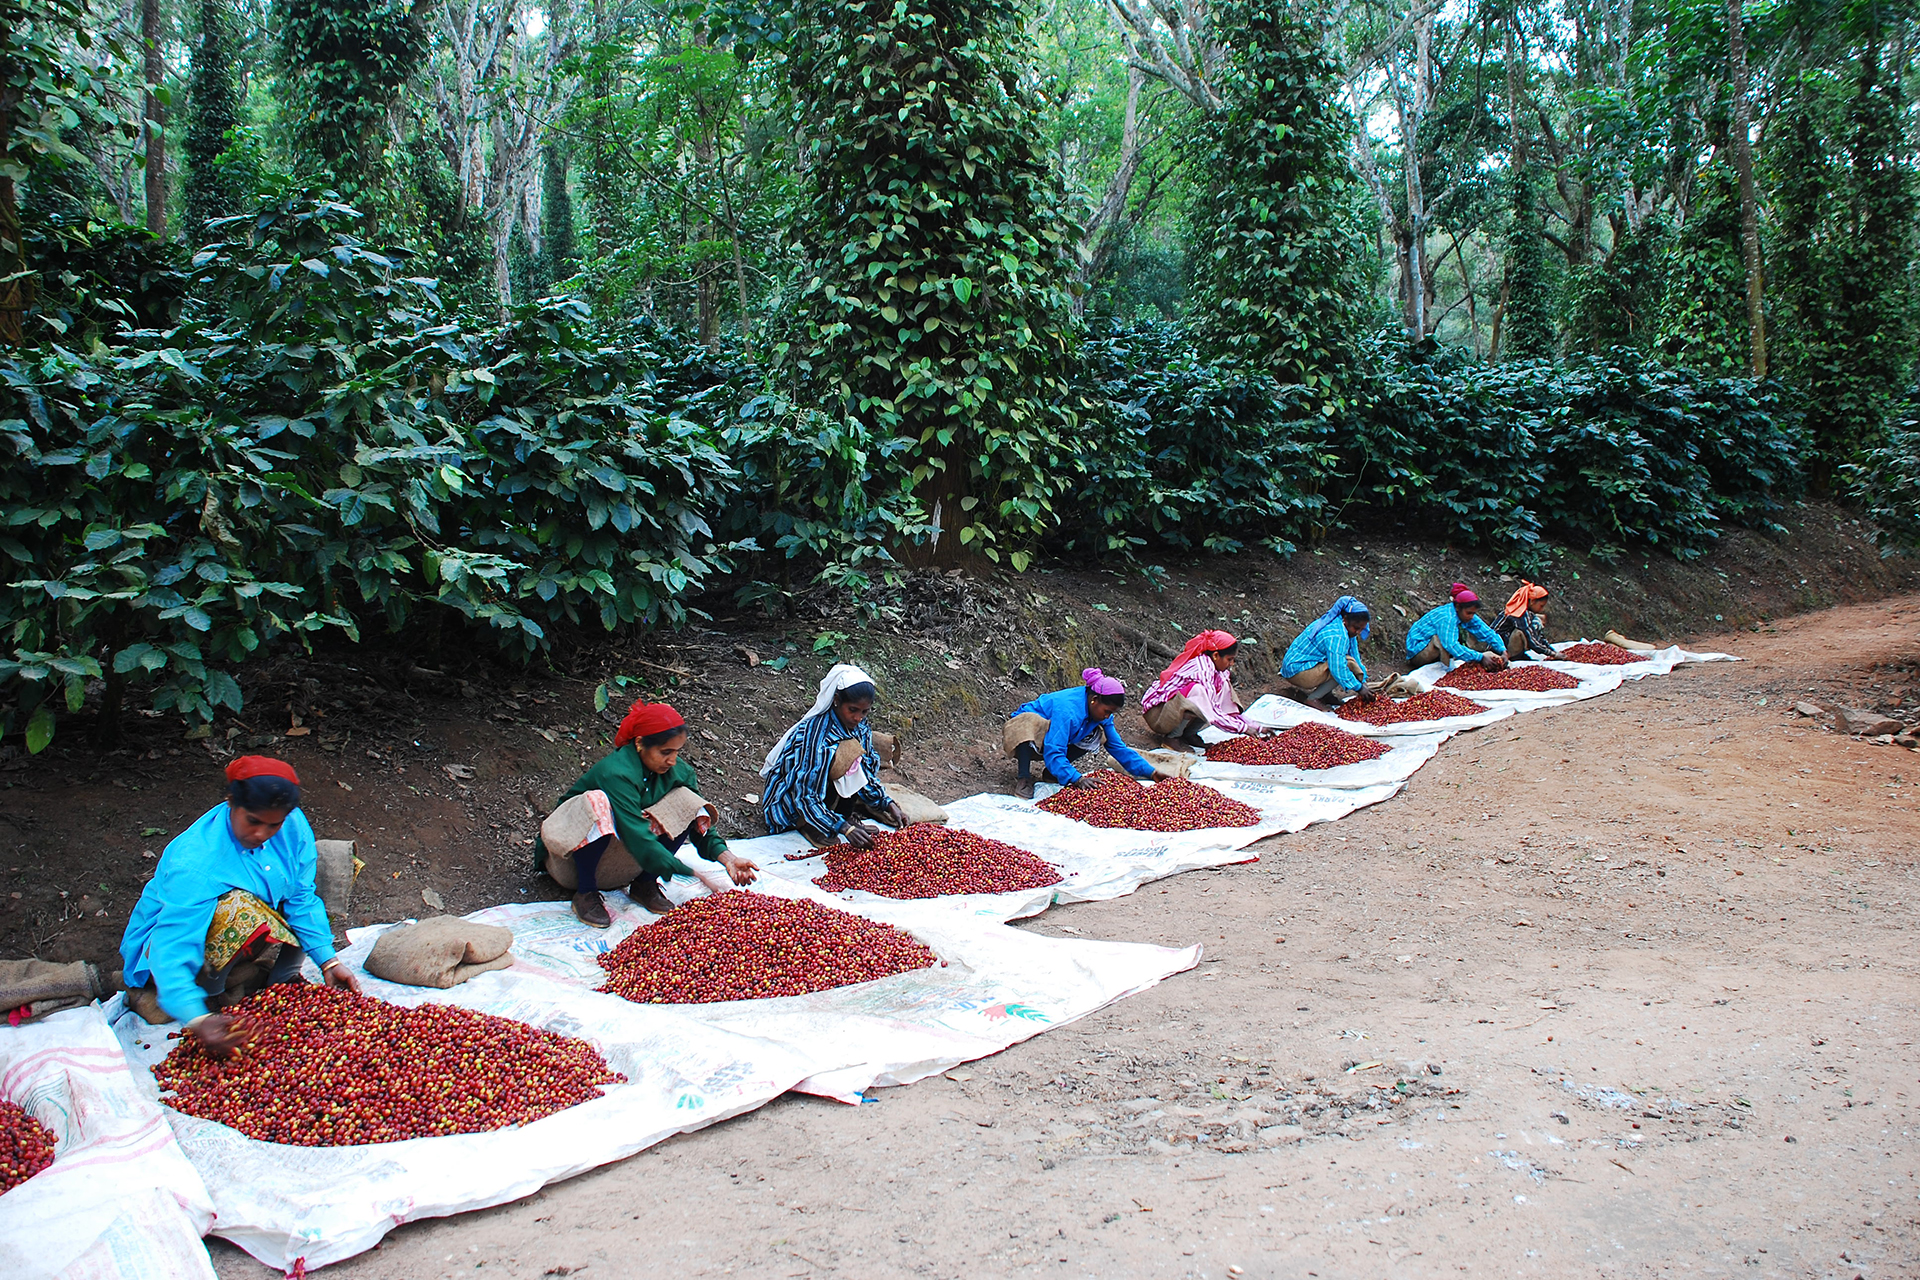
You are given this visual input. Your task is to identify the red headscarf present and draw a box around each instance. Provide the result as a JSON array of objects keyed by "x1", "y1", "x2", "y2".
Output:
[
  {"x1": 614, "y1": 700, "x2": 685, "y2": 747},
  {"x1": 1449, "y1": 582, "x2": 1479, "y2": 606},
  {"x1": 226, "y1": 755, "x2": 300, "y2": 785},
  {"x1": 1159, "y1": 629, "x2": 1238, "y2": 682}
]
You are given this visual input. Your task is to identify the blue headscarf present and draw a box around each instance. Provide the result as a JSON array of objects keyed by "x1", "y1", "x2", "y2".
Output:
[{"x1": 1308, "y1": 595, "x2": 1371, "y2": 640}]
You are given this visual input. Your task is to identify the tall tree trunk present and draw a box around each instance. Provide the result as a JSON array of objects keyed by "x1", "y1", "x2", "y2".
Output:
[
  {"x1": 143, "y1": 0, "x2": 168, "y2": 237},
  {"x1": 1726, "y1": 0, "x2": 1767, "y2": 377},
  {"x1": 1073, "y1": 66, "x2": 1150, "y2": 314}
]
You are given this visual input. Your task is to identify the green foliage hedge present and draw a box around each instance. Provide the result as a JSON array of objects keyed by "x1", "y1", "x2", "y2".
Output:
[{"x1": 3, "y1": 202, "x2": 1810, "y2": 751}]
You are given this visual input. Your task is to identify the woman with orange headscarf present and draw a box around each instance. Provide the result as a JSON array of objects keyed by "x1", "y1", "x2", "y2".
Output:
[
  {"x1": 1141, "y1": 630, "x2": 1263, "y2": 749},
  {"x1": 1495, "y1": 581, "x2": 1555, "y2": 659},
  {"x1": 539, "y1": 699, "x2": 758, "y2": 928}
]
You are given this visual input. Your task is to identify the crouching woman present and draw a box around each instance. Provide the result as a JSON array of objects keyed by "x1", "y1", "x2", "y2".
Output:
[
  {"x1": 1004, "y1": 668, "x2": 1167, "y2": 799},
  {"x1": 760, "y1": 665, "x2": 907, "y2": 850},
  {"x1": 121, "y1": 756, "x2": 359, "y2": 1058},
  {"x1": 541, "y1": 700, "x2": 758, "y2": 928}
]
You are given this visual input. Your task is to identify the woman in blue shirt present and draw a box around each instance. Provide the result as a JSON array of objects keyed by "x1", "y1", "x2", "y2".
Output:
[
  {"x1": 1405, "y1": 584, "x2": 1509, "y2": 671},
  {"x1": 121, "y1": 757, "x2": 358, "y2": 1058},
  {"x1": 1281, "y1": 596, "x2": 1376, "y2": 706},
  {"x1": 761, "y1": 664, "x2": 906, "y2": 848},
  {"x1": 1003, "y1": 668, "x2": 1165, "y2": 800}
]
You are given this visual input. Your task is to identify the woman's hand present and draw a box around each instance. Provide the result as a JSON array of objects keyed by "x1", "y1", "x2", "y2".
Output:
[
  {"x1": 1480, "y1": 651, "x2": 1507, "y2": 670},
  {"x1": 719, "y1": 851, "x2": 759, "y2": 886},
  {"x1": 1068, "y1": 775, "x2": 1100, "y2": 791},
  {"x1": 842, "y1": 822, "x2": 877, "y2": 851},
  {"x1": 190, "y1": 1012, "x2": 255, "y2": 1059},
  {"x1": 320, "y1": 959, "x2": 361, "y2": 996},
  {"x1": 885, "y1": 801, "x2": 907, "y2": 829}
]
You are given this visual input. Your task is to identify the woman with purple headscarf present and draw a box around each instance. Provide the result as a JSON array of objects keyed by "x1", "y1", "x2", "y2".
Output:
[{"x1": 1002, "y1": 668, "x2": 1168, "y2": 800}]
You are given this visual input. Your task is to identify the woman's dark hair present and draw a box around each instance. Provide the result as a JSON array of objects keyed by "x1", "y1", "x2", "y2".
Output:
[
  {"x1": 1091, "y1": 690, "x2": 1128, "y2": 708},
  {"x1": 1214, "y1": 640, "x2": 1241, "y2": 656},
  {"x1": 1346, "y1": 609, "x2": 1370, "y2": 623},
  {"x1": 639, "y1": 725, "x2": 689, "y2": 748},
  {"x1": 227, "y1": 774, "x2": 300, "y2": 812},
  {"x1": 834, "y1": 681, "x2": 878, "y2": 705}
]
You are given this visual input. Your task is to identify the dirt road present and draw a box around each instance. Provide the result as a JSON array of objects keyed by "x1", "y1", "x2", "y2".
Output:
[{"x1": 206, "y1": 597, "x2": 1918, "y2": 1279}]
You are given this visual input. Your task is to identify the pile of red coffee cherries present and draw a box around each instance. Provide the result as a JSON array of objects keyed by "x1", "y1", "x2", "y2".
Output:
[
  {"x1": 1036, "y1": 770, "x2": 1260, "y2": 831},
  {"x1": 817, "y1": 826, "x2": 1063, "y2": 899},
  {"x1": 1435, "y1": 664, "x2": 1581, "y2": 692},
  {"x1": 155, "y1": 985, "x2": 625, "y2": 1146},
  {"x1": 0, "y1": 1101, "x2": 55, "y2": 1192},
  {"x1": 598, "y1": 891, "x2": 938, "y2": 1003},
  {"x1": 1336, "y1": 690, "x2": 1490, "y2": 725},
  {"x1": 1557, "y1": 642, "x2": 1641, "y2": 665},
  {"x1": 1204, "y1": 723, "x2": 1392, "y2": 769}
]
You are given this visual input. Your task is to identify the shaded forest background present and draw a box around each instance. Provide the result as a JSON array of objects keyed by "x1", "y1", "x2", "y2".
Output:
[{"x1": 2, "y1": 0, "x2": 1918, "y2": 747}]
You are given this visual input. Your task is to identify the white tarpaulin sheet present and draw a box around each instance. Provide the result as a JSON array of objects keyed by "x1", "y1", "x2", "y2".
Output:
[
  {"x1": 1398, "y1": 659, "x2": 1627, "y2": 708},
  {"x1": 390, "y1": 877, "x2": 1200, "y2": 1107},
  {"x1": 1189, "y1": 730, "x2": 1449, "y2": 788},
  {"x1": 0, "y1": 1005, "x2": 216, "y2": 1280},
  {"x1": 107, "y1": 971, "x2": 820, "y2": 1274},
  {"x1": 738, "y1": 831, "x2": 1061, "y2": 924},
  {"x1": 1240, "y1": 690, "x2": 1518, "y2": 738}
]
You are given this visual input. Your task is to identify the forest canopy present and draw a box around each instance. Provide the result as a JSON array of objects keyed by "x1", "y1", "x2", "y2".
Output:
[{"x1": 0, "y1": 0, "x2": 1915, "y2": 746}]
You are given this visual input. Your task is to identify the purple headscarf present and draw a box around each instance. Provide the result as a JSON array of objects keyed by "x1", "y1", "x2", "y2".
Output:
[{"x1": 1082, "y1": 667, "x2": 1125, "y2": 698}]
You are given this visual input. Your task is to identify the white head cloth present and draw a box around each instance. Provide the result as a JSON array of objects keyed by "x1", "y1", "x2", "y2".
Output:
[{"x1": 759, "y1": 663, "x2": 876, "y2": 777}]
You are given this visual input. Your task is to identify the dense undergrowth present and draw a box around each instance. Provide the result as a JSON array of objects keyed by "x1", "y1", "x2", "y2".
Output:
[{"x1": 0, "y1": 198, "x2": 1823, "y2": 748}]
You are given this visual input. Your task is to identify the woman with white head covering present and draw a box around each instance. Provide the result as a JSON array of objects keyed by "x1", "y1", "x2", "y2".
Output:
[{"x1": 760, "y1": 664, "x2": 906, "y2": 848}]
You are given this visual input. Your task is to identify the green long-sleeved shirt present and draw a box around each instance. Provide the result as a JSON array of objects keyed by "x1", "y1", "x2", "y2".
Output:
[{"x1": 545, "y1": 749, "x2": 728, "y2": 880}]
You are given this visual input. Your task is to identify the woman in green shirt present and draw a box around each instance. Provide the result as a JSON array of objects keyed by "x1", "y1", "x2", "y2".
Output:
[{"x1": 538, "y1": 700, "x2": 758, "y2": 927}]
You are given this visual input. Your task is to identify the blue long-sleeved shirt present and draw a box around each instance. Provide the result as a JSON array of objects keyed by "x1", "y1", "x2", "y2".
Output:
[
  {"x1": 1013, "y1": 686, "x2": 1156, "y2": 786},
  {"x1": 1281, "y1": 616, "x2": 1367, "y2": 691},
  {"x1": 1404, "y1": 602, "x2": 1503, "y2": 664},
  {"x1": 120, "y1": 803, "x2": 337, "y2": 1023}
]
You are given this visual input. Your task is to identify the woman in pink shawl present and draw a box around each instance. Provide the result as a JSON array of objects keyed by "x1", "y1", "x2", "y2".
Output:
[{"x1": 1141, "y1": 630, "x2": 1266, "y2": 750}]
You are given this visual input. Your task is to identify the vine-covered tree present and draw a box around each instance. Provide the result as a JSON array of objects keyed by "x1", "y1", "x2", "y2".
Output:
[
  {"x1": 183, "y1": 0, "x2": 244, "y2": 240},
  {"x1": 1500, "y1": 169, "x2": 1555, "y2": 359},
  {"x1": 1188, "y1": 0, "x2": 1363, "y2": 403},
  {"x1": 275, "y1": 0, "x2": 428, "y2": 199},
  {"x1": 785, "y1": 0, "x2": 1077, "y2": 566}
]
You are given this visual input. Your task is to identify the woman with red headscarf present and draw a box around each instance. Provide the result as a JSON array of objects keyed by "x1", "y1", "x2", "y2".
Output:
[
  {"x1": 1404, "y1": 583, "x2": 1508, "y2": 671},
  {"x1": 539, "y1": 699, "x2": 758, "y2": 928},
  {"x1": 121, "y1": 756, "x2": 360, "y2": 1059},
  {"x1": 1140, "y1": 630, "x2": 1264, "y2": 749}
]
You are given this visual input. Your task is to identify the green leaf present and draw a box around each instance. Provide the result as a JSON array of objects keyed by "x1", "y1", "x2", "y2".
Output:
[{"x1": 25, "y1": 705, "x2": 54, "y2": 754}]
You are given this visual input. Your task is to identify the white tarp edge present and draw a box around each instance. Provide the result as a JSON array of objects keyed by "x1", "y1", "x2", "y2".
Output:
[
  {"x1": 107, "y1": 971, "x2": 822, "y2": 1274},
  {"x1": 1240, "y1": 691, "x2": 1518, "y2": 738},
  {"x1": 0, "y1": 1005, "x2": 216, "y2": 1280},
  {"x1": 1548, "y1": 640, "x2": 1741, "y2": 678}
]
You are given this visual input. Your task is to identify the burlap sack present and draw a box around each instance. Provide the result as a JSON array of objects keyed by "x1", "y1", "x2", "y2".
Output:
[
  {"x1": 643, "y1": 786, "x2": 715, "y2": 838},
  {"x1": 315, "y1": 838, "x2": 362, "y2": 921},
  {"x1": 0, "y1": 959, "x2": 105, "y2": 1021},
  {"x1": 540, "y1": 792, "x2": 642, "y2": 889},
  {"x1": 869, "y1": 731, "x2": 900, "y2": 768},
  {"x1": 1143, "y1": 696, "x2": 1204, "y2": 738},
  {"x1": 890, "y1": 786, "x2": 948, "y2": 825},
  {"x1": 1604, "y1": 629, "x2": 1660, "y2": 654},
  {"x1": 1002, "y1": 712, "x2": 1049, "y2": 757},
  {"x1": 828, "y1": 738, "x2": 865, "y2": 781},
  {"x1": 365, "y1": 916, "x2": 515, "y2": 989},
  {"x1": 1140, "y1": 749, "x2": 1194, "y2": 779}
]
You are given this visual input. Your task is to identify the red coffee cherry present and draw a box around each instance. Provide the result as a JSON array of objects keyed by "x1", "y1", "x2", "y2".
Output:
[
  {"x1": 1435, "y1": 664, "x2": 1582, "y2": 692},
  {"x1": 597, "y1": 892, "x2": 938, "y2": 1004},
  {"x1": 1035, "y1": 770, "x2": 1261, "y2": 831},
  {"x1": 154, "y1": 984, "x2": 625, "y2": 1146},
  {"x1": 1556, "y1": 642, "x2": 1640, "y2": 665},
  {"x1": 1204, "y1": 722, "x2": 1392, "y2": 769},
  {"x1": 0, "y1": 1101, "x2": 55, "y2": 1193},
  {"x1": 1336, "y1": 690, "x2": 1491, "y2": 726},
  {"x1": 817, "y1": 826, "x2": 1063, "y2": 899}
]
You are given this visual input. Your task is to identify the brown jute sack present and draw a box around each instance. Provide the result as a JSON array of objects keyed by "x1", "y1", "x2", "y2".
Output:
[
  {"x1": 1603, "y1": 629, "x2": 1660, "y2": 654},
  {"x1": 365, "y1": 916, "x2": 516, "y2": 989},
  {"x1": 314, "y1": 838, "x2": 362, "y2": 921},
  {"x1": 643, "y1": 786, "x2": 715, "y2": 838},
  {"x1": 1140, "y1": 749, "x2": 1194, "y2": 779},
  {"x1": 890, "y1": 787, "x2": 948, "y2": 825},
  {"x1": 1002, "y1": 712, "x2": 1049, "y2": 757},
  {"x1": 0, "y1": 959, "x2": 106, "y2": 1020},
  {"x1": 829, "y1": 738, "x2": 866, "y2": 781}
]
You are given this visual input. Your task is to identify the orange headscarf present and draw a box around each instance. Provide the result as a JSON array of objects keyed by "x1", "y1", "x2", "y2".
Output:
[
  {"x1": 1503, "y1": 581, "x2": 1548, "y2": 619},
  {"x1": 1160, "y1": 629, "x2": 1237, "y2": 682}
]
